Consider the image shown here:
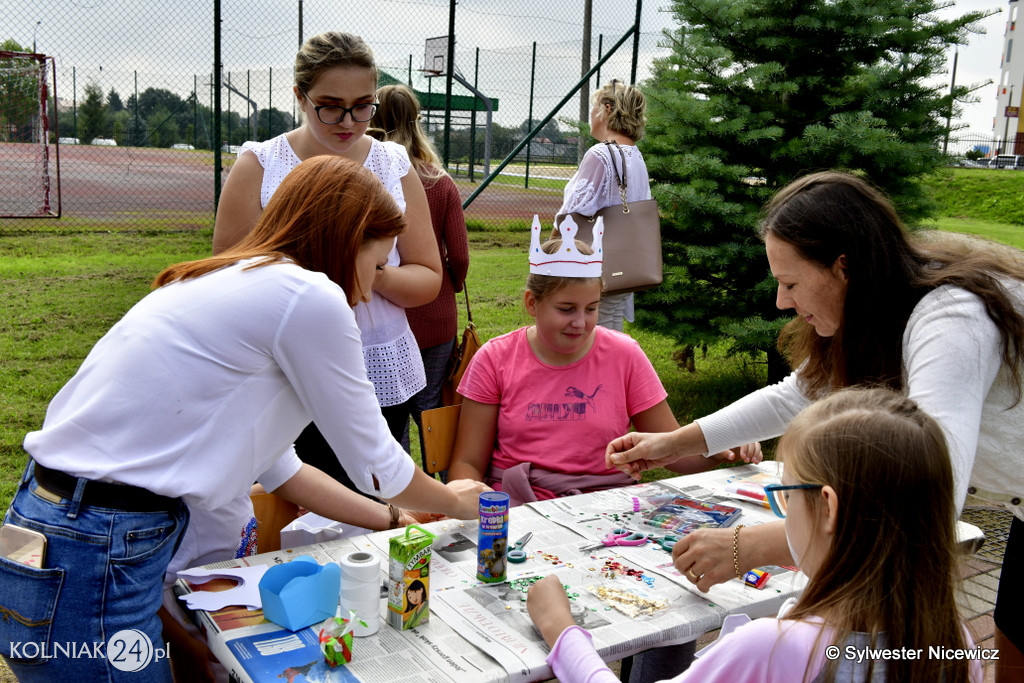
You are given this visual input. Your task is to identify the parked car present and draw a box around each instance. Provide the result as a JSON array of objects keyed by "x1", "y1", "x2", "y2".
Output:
[
  {"x1": 951, "y1": 157, "x2": 988, "y2": 168},
  {"x1": 170, "y1": 143, "x2": 195, "y2": 150},
  {"x1": 989, "y1": 154, "x2": 1024, "y2": 169},
  {"x1": 57, "y1": 137, "x2": 79, "y2": 145},
  {"x1": 90, "y1": 138, "x2": 117, "y2": 146},
  {"x1": 221, "y1": 144, "x2": 242, "y2": 154}
]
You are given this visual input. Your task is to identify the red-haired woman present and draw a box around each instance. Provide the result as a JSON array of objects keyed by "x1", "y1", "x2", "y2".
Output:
[
  {"x1": 1, "y1": 156, "x2": 488, "y2": 683},
  {"x1": 214, "y1": 33, "x2": 441, "y2": 483}
]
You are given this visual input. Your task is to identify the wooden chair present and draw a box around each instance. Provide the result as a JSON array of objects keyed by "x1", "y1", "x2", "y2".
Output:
[
  {"x1": 249, "y1": 491, "x2": 300, "y2": 554},
  {"x1": 420, "y1": 404, "x2": 462, "y2": 478}
]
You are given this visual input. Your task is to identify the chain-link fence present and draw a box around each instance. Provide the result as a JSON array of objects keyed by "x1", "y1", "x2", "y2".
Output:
[{"x1": 1, "y1": 0, "x2": 675, "y2": 231}]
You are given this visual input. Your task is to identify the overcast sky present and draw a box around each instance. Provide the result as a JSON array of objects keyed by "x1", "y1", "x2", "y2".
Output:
[{"x1": 6, "y1": 0, "x2": 1011, "y2": 137}]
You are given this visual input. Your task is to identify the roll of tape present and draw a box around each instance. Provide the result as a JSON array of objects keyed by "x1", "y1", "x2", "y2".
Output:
[
  {"x1": 340, "y1": 551, "x2": 381, "y2": 581},
  {"x1": 340, "y1": 551, "x2": 382, "y2": 636}
]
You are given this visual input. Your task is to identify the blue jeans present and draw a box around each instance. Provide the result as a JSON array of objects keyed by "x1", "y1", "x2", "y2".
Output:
[{"x1": 1, "y1": 462, "x2": 188, "y2": 682}]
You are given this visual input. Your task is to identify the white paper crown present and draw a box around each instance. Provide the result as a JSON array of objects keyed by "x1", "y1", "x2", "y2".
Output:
[{"x1": 528, "y1": 214, "x2": 604, "y2": 278}]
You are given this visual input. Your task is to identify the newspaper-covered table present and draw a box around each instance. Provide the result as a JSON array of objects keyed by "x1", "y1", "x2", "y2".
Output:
[
  {"x1": 526, "y1": 461, "x2": 808, "y2": 615},
  {"x1": 179, "y1": 464, "x2": 807, "y2": 683}
]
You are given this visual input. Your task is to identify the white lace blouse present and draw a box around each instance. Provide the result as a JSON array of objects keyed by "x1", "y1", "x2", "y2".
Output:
[
  {"x1": 240, "y1": 134, "x2": 426, "y2": 406},
  {"x1": 556, "y1": 142, "x2": 652, "y2": 220}
]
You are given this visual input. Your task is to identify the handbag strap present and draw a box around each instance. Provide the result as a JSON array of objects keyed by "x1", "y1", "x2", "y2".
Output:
[
  {"x1": 462, "y1": 282, "x2": 474, "y2": 325},
  {"x1": 604, "y1": 141, "x2": 630, "y2": 212}
]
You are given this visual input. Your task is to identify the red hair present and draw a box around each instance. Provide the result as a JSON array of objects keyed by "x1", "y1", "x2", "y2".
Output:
[{"x1": 155, "y1": 155, "x2": 405, "y2": 303}]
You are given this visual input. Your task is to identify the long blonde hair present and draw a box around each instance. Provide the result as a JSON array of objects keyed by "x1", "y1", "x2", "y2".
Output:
[
  {"x1": 780, "y1": 387, "x2": 970, "y2": 683},
  {"x1": 370, "y1": 84, "x2": 445, "y2": 184}
]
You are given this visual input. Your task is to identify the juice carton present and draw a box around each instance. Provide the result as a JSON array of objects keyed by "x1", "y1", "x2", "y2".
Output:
[{"x1": 386, "y1": 525, "x2": 435, "y2": 630}]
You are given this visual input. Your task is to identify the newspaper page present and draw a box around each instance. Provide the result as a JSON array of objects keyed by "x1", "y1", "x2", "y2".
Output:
[
  {"x1": 524, "y1": 463, "x2": 808, "y2": 615},
  {"x1": 177, "y1": 561, "x2": 508, "y2": 683},
  {"x1": 432, "y1": 556, "x2": 725, "y2": 683}
]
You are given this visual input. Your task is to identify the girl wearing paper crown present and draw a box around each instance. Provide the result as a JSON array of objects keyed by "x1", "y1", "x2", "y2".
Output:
[{"x1": 447, "y1": 215, "x2": 761, "y2": 507}]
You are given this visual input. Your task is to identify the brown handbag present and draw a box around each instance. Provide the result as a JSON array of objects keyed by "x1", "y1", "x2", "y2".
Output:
[
  {"x1": 441, "y1": 285, "x2": 481, "y2": 407},
  {"x1": 555, "y1": 142, "x2": 663, "y2": 295}
]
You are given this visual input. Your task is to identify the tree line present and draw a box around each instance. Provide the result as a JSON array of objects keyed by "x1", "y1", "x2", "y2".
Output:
[{"x1": 52, "y1": 81, "x2": 296, "y2": 149}]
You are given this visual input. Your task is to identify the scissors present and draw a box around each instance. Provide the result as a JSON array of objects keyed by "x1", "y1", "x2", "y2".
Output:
[
  {"x1": 507, "y1": 532, "x2": 533, "y2": 563},
  {"x1": 652, "y1": 535, "x2": 679, "y2": 552},
  {"x1": 581, "y1": 528, "x2": 649, "y2": 552}
]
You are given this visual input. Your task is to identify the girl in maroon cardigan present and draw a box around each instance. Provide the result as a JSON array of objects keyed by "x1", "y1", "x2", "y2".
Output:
[{"x1": 372, "y1": 85, "x2": 470, "y2": 453}]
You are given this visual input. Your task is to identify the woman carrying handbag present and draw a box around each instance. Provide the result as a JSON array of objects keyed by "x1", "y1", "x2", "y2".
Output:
[{"x1": 556, "y1": 79, "x2": 652, "y2": 332}]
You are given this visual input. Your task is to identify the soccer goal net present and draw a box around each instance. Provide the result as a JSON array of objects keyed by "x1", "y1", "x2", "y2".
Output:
[{"x1": 0, "y1": 51, "x2": 60, "y2": 218}]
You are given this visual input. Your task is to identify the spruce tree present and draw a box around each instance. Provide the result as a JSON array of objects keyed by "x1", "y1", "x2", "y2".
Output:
[
  {"x1": 78, "y1": 82, "x2": 108, "y2": 145},
  {"x1": 636, "y1": 0, "x2": 991, "y2": 373}
]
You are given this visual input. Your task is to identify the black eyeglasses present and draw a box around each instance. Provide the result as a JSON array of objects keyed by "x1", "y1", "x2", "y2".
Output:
[
  {"x1": 764, "y1": 483, "x2": 824, "y2": 518},
  {"x1": 301, "y1": 91, "x2": 378, "y2": 124}
]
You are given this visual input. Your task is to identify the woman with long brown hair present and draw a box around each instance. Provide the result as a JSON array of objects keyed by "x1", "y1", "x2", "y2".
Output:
[
  {"x1": 0, "y1": 156, "x2": 487, "y2": 682},
  {"x1": 607, "y1": 171, "x2": 1024, "y2": 680},
  {"x1": 371, "y1": 84, "x2": 469, "y2": 451}
]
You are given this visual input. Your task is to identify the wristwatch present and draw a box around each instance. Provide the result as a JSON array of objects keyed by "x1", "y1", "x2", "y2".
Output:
[{"x1": 387, "y1": 503, "x2": 401, "y2": 529}]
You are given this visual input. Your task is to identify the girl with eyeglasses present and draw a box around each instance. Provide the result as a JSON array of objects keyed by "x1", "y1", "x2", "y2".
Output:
[
  {"x1": 213, "y1": 31, "x2": 442, "y2": 483},
  {"x1": 528, "y1": 387, "x2": 981, "y2": 682}
]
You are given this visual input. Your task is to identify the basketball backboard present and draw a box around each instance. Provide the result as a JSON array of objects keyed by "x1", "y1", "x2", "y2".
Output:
[{"x1": 423, "y1": 36, "x2": 449, "y2": 77}]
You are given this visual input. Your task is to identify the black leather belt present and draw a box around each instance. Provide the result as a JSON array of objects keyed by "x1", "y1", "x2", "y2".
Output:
[{"x1": 34, "y1": 463, "x2": 180, "y2": 512}]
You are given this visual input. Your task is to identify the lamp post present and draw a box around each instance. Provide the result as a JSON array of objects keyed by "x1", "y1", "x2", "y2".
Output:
[{"x1": 32, "y1": 21, "x2": 41, "y2": 52}]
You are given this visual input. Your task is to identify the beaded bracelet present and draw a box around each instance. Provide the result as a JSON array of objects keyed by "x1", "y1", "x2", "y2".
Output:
[{"x1": 732, "y1": 524, "x2": 746, "y2": 580}]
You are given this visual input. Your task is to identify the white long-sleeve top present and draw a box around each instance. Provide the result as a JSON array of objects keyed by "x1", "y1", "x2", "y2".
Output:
[
  {"x1": 697, "y1": 283, "x2": 1024, "y2": 521},
  {"x1": 23, "y1": 259, "x2": 415, "y2": 511}
]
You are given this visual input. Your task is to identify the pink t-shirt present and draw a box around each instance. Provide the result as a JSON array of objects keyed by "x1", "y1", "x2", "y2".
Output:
[{"x1": 457, "y1": 326, "x2": 667, "y2": 480}]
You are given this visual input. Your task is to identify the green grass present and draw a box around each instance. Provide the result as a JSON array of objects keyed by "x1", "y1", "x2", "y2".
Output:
[
  {"x1": 922, "y1": 217, "x2": 1024, "y2": 250},
  {"x1": 2, "y1": 167, "x2": 1022, "y2": 511},
  {"x1": 0, "y1": 229, "x2": 214, "y2": 508},
  {"x1": 919, "y1": 168, "x2": 1024, "y2": 227}
]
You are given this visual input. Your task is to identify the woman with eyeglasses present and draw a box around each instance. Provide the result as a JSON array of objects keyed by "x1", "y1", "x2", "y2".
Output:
[
  {"x1": 607, "y1": 171, "x2": 1024, "y2": 681},
  {"x1": 530, "y1": 388, "x2": 981, "y2": 682},
  {"x1": 213, "y1": 32, "x2": 441, "y2": 485}
]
